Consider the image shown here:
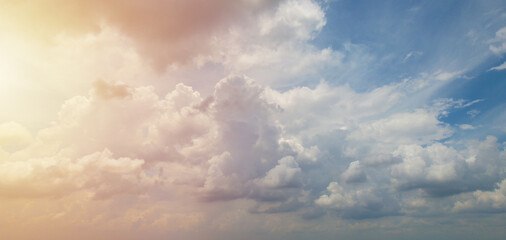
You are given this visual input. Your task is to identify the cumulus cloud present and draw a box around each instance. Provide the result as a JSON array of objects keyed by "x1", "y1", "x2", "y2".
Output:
[
  {"x1": 258, "y1": 156, "x2": 302, "y2": 188},
  {"x1": 201, "y1": 151, "x2": 245, "y2": 200},
  {"x1": 199, "y1": 75, "x2": 319, "y2": 202},
  {"x1": 315, "y1": 182, "x2": 400, "y2": 219},
  {"x1": 312, "y1": 135, "x2": 505, "y2": 219},
  {"x1": 390, "y1": 136, "x2": 505, "y2": 197},
  {"x1": 0, "y1": 69, "x2": 504, "y2": 238},
  {"x1": 341, "y1": 161, "x2": 367, "y2": 183},
  {"x1": 0, "y1": 149, "x2": 145, "y2": 198},
  {"x1": 0, "y1": 78, "x2": 214, "y2": 199},
  {"x1": 0, "y1": 75, "x2": 324, "y2": 205},
  {"x1": 211, "y1": 0, "x2": 344, "y2": 85},
  {"x1": 1, "y1": 69, "x2": 503, "y2": 224},
  {"x1": 453, "y1": 179, "x2": 506, "y2": 213}
]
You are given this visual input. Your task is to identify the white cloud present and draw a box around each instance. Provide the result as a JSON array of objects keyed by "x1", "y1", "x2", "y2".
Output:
[
  {"x1": 0, "y1": 149, "x2": 145, "y2": 198},
  {"x1": 341, "y1": 161, "x2": 367, "y2": 183},
  {"x1": 1, "y1": 71, "x2": 503, "y2": 222},
  {"x1": 315, "y1": 181, "x2": 400, "y2": 219},
  {"x1": 489, "y1": 27, "x2": 506, "y2": 54},
  {"x1": 390, "y1": 136, "x2": 504, "y2": 197},
  {"x1": 453, "y1": 179, "x2": 506, "y2": 213},
  {"x1": 201, "y1": 152, "x2": 245, "y2": 200},
  {"x1": 264, "y1": 80, "x2": 403, "y2": 138},
  {"x1": 315, "y1": 182, "x2": 354, "y2": 208},
  {"x1": 459, "y1": 124, "x2": 475, "y2": 130},
  {"x1": 3, "y1": 0, "x2": 287, "y2": 69},
  {"x1": 258, "y1": 0, "x2": 326, "y2": 42},
  {"x1": 258, "y1": 156, "x2": 302, "y2": 188},
  {"x1": 210, "y1": 0, "x2": 344, "y2": 86},
  {"x1": 402, "y1": 51, "x2": 423, "y2": 62},
  {"x1": 488, "y1": 61, "x2": 506, "y2": 71},
  {"x1": 434, "y1": 70, "x2": 464, "y2": 81},
  {"x1": 348, "y1": 109, "x2": 453, "y2": 149}
]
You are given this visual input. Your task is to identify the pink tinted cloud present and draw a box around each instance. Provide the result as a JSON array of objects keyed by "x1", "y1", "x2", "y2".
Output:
[{"x1": 4, "y1": 0, "x2": 283, "y2": 69}]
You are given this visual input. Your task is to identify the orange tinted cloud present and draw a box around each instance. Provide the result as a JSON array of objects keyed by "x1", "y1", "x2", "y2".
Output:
[{"x1": 2, "y1": 0, "x2": 282, "y2": 69}]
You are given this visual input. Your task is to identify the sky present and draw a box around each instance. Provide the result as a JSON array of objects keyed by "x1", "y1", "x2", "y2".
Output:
[{"x1": 0, "y1": 0, "x2": 505, "y2": 239}]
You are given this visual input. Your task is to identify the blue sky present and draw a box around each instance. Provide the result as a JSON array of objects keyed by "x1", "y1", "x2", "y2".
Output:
[{"x1": 312, "y1": 0, "x2": 506, "y2": 143}]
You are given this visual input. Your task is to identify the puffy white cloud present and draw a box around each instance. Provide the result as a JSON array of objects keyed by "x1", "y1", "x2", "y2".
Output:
[
  {"x1": 201, "y1": 152, "x2": 246, "y2": 200},
  {"x1": 0, "y1": 78, "x2": 216, "y2": 199},
  {"x1": 0, "y1": 74, "x2": 319, "y2": 205},
  {"x1": 259, "y1": 0, "x2": 326, "y2": 42},
  {"x1": 0, "y1": 70, "x2": 505, "y2": 240},
  {"x1": 198, "y1": 75, "x2": 316, "y2": 201},
  {"x1": 211, "y1": 0, "x2": 344, "y2": 86},
  {"x1": 2, "y1": 70, "x2": 503, "y2": 224},
  {"x1": 315, "y1": 181, "x2": 400, "y2": 219},
  {"x1": 278, "y1": 138, "x2": 320, "y2": 163},
  {"x1": 0, "y1": 149, "x2": 145, "y2": 198},
  {"x1": 258, "y1": 156, "x2": 302, "y2": 188},
  {"x1": 453, "y1": 179, "x2": 506, "y2": 213},
  {"x1": 390, "y1": 136, "x2": 505, "y2": 197},
  {"x1": 341, "y1": 161, "x2": 367, "y2": 183},
  {"x1": 315, "y1": 182, "x2": 354, "y2": 208}
]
